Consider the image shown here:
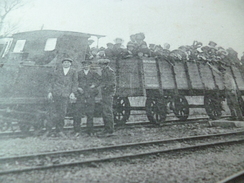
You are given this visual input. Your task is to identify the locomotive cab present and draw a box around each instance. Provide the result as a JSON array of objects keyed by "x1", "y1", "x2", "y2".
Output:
[{"x1": 0, "y1": 30, "x2": 104, "y2": 132}]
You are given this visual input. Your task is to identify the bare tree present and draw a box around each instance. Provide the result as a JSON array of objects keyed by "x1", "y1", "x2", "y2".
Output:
[{"x1": 0, "y1": 0, "x2": 25, "y2": 37}]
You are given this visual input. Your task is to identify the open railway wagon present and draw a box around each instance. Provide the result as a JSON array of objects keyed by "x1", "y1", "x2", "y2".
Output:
[
  {"x1": 107, "y1": 56, "x2": 244, "y2": 125},
  {"x1": 1, "y1": 30, "x2": 244, "y2": 133}
]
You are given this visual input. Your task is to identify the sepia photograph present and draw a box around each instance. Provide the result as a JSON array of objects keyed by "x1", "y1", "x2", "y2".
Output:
[{"x1": 0, "y1": 0, "x2": 244, "y2": 182}]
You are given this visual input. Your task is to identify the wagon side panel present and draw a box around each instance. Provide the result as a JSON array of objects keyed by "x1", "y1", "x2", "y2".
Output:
[
  {"x1": 186, "y1": 62, "x2": 204, "y2": 89},
  {"x1": 142, "y1": 59, "x2": 159, "y2": 89},
  {"x1": 174, "y1": 62, "x2": 188, "y2": 89},
  {"x1": 117, "y1": 58, "x2": 144, "y2": 96},
  {"x1": 198, "y1": 64, "x2": 216, "y2": 90},
  {"x1": 158, "y1": 61, "x2": 175, "y2": 89}
]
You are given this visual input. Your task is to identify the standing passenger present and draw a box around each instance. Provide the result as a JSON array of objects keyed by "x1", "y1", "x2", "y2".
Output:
[
  {"x1": 46, "y1": 58, "x2": 78, "y2": 138},
  {"x1": 73, "y1": 60, "x2": 100, "y2": 136},
  {"x1": 98, "y1": 59, "x2": 116, "y2": 136}
]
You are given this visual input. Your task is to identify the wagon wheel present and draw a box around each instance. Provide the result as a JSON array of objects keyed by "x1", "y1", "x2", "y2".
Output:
[
  {"x1": 146, "y1": 97, "x2": 166, "y2": 124},
  {"x1": 173, "y1": 95, "x2": 189, "y2": 121},
  {"x1": 204, "y1": 94, "x2": 222, "y2": 120},
  {"x1": 113, "y1": 97, "x2": 131, "y2": 125}
]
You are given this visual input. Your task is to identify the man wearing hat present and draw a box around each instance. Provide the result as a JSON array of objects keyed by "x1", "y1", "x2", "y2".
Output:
[
  {"x1": 46, "y1": 58, "x2": 78, "y2": 138},
  {"x1": 105, "y1": 43, "x2": 114, "y2": 59},
  {"x1": 73, "y1": 60, "x2": 100, "y2": 136},
  {"x1": 113, "y1": 38, "x2": 125, "y2": 58},
  {"x1": 98, "y1": 59, "x2": 116, "y2": 136},
  {"x1": 123, "y1": 42, "x2": 137, "y2": 58},
  {"x1": 226, "y1": 48, "x2": 241, "y2": 66}
]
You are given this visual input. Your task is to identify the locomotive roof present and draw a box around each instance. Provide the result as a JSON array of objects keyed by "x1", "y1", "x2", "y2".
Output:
[{"x1": 12, "y1": 30, "x2": 105, "y2": 39}]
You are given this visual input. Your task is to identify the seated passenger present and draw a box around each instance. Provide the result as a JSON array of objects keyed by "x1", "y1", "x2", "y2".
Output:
[
  {"x1": 198, "y1": 46, "x2": 211, "y2": 61},
  {"x1": 226, "y1": 47, "x2": 241, "y2": 66},
  {"x1": 161, "y1": 43, "x2": 171, "y2": 57},
  {"x1": 105, "y1": 43, "x2": 114, "y2": 59},
  {"x1": 123, "y1": 42, "x2": 137, "y2": 58},
  {"x1": 216, "y1": 47, "x2": 229, "y2": 66},
  {"x1": 113, "y1": 38, "x2": 125, "y2": 58},
  {"x1": 186, "y1": 45, "x2": 199, "y2": 61},
  {"x1": 192, "y1": 40, "x2": 202, "y2": 49},
  {"x1": 129, "y1": 34, "x2": 137, "y2": 48},
  {"x1": 137, "y1": 44, "x2": 150, "y2": 57},
  {"x1": 170, "y1": 46, "x2": 188, "y2": 61},
  {"x1": 135, "y1": 32, "x2": 147, "y2": 49},
  {"x1": 97, "y1": 50, "x2": 106, "y2": 59},
  {"x1": 207, "y1": 41, "x2": 218, "y2": 63},
  {"x1": 150, "y1": 45, "x2": 163, "y2": 57}
]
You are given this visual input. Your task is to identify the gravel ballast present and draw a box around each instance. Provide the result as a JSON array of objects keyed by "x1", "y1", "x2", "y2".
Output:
[{"x1": 0, "y1": 144, "x2": 243, "y2": 183}]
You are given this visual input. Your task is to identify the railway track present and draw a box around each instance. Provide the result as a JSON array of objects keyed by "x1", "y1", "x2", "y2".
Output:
[
  {"x1": 0, "y1": 117, "x2": 211, "y2": 139},
  {"x1": 0, "y1": 130, "x2": 243, "y2": 176},
  {"x1": 217, "y1": 169, "x2": 244, "y2": 183}
]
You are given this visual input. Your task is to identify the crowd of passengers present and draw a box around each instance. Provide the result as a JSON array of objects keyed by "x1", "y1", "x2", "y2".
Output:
[{"x1": 85, "y1": 32, "x2": 244, "y2": 67}]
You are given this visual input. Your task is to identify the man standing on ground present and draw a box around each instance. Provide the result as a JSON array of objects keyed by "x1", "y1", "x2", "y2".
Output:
[
  {"x1": 46, "y1": 58, "x2": 78, "y2": 138},
  {"x1": 73, "y1": 60, "x2": 100, "y2": 136},
  {"x1": 98, "y1": 59, "x2": 116, "y2": 136}
]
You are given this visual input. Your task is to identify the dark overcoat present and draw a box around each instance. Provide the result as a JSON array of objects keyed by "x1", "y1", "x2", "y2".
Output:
[{"x1": 49, "y1": 67, "x2": 78, "y2": 97}]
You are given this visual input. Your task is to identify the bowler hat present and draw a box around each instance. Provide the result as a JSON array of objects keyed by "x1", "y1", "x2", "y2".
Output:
[
  {"x1": 106, "y1": 43, "x2": 113, "y2": 46},
  {"x1": 208, "y1": 41, "x2": 217, "y2": 47},
  {"x1": 164, "y1": 43, "x2": 170, "y2": 50},
  {"x1": 135, "y1": 33, "x2": 145, "y2": 40},
  {"x1": 114, "y1": 38, "x2": 124, "y2": 44},
  {"x1": 201, "y1": 46, "x2": 210, "y2": 51},
  {"x1": 62, "y1": 58, "x2": 73, "y2": 63},
  {"x1": 98, "y1": 59, "x2": 110, "y2": 64},
  {"x1": 127, "y1": 41, "x2": 135, "y2": 47},
  {"x1": 208, "y1": 41, "x2": 218, "y2": 50}
]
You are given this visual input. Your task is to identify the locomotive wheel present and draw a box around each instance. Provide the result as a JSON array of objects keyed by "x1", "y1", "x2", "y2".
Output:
[
  {"x1": 204, "y1": 95, "x2": 222, "y2": 120},
  {"x1": 113, "y1": 97, "x2": 131, "y2": 125},
  {"x1": 146, "y1": 97, "x2": 166, "y2": 124},
  {"x1": 173, "y1": 95, "x2": 189, "y2": 121}
]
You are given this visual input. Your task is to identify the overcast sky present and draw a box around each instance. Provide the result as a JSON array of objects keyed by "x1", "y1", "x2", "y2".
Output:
[{"x1": 8, "y1": 0, "x2": 244, "y2": 57}]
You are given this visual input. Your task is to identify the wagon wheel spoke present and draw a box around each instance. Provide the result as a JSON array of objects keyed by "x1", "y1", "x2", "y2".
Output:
[
  {"x1": 146, "y1": 97, "x2": 166, "y2": 124},
  {"x1": 204, "y1": 94, "x2": 222, "y2": 120},
  {"x1": 173, "y1": 95, "x2": 189, "y2": 121},
  {"x1": 113, "y1": 97, "x2": 130, "y2": 125}
]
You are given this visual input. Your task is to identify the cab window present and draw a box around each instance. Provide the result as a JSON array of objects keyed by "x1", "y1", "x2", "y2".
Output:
[
  {"x1": 13, "y1": 40, "x2": 26, "y2": 52},
  {"x1": 44, "y1": 38, "x2": 57, "y2": 51}
]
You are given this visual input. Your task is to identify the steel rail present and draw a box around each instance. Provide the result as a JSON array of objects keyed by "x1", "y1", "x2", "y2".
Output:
[
  {"x1": 0, "y1": 131, "x2": 243, "y2": 174},
  {"x1": 216, "y1": 170, "x2": 244, "y2": 183},
  {"x1": 0, "y1": 137, "x2": 243, "y2": 176}
]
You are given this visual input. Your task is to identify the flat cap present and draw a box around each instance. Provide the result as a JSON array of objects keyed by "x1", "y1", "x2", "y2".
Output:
[
  {"x1": 62, "y1": 58, "x2": 73, "y2": 63},
  {"x1": 98, "y1": 59, "x2": 110, "y2": 64}
]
